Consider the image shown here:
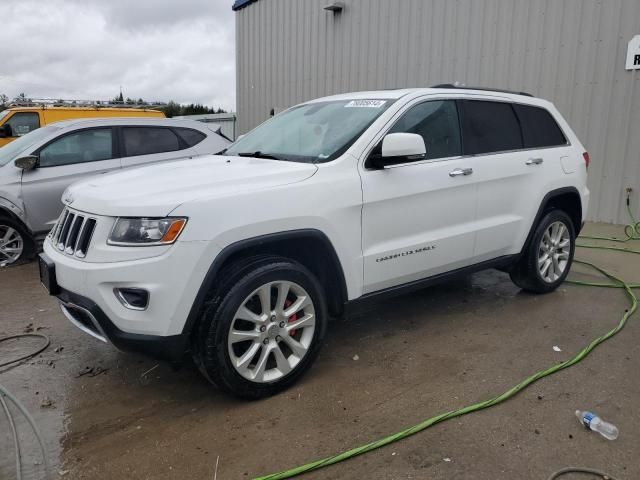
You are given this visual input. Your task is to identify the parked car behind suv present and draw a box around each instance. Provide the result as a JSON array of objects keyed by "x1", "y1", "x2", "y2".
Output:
[
  {"x1": 40, "y1": 87, "x2": 589, "y2": 398},
  {"x1": 0, "y1": 118, "x2": 229, "y2": 265},
  {"x1": 0, "y1": 105, "x2": 165, "y2": 147}
]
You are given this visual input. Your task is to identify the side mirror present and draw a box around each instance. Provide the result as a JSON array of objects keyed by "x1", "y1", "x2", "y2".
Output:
[
  {"x1": 15, "y1": 155, "x2": 38, "y2": 171},
  {"x1": 0, "y1": 124, "x2": 12, "y2": 138},
  {"x1": 368, "y1": 133, "x2": 426, "y2": 169}
]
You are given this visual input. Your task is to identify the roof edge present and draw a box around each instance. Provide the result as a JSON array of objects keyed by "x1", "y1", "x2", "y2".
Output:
[{"x1": 232, "y1": 0, "x2": 259, "y2": 11}]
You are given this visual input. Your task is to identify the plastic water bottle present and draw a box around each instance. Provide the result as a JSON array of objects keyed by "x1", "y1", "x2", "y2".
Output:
[{"x1": 575, "y1": 410, "x2": 619, "y2": 440}]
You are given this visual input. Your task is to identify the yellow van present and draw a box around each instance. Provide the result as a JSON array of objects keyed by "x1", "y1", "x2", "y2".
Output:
[{"x1": 0, "y1": 106, "x2": 165, "y2": 147}]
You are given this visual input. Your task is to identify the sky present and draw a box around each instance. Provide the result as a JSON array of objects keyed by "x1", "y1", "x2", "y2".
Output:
[{"x1": 0, "y1": 0, "x2": 236, "y2": 111}]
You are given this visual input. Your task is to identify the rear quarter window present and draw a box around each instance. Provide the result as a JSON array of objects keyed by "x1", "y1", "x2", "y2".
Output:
[
  {"x1": 512, "y1": 104, "x2": 567, "y2": 148},
  {"x1": 174, "y1": 127, "x2": 206, "y2": 147}
]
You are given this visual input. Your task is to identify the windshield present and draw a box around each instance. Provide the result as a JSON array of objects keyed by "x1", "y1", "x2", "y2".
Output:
[
  {"x1": 0, "y1": 124, "x2": 61, "y2": 166},
  {"x1": 0, "y1": 110, "x2": 10, "y2": 122},
  {"x1": 225, "y1": 99, "x2": 393, "y2": 163}
]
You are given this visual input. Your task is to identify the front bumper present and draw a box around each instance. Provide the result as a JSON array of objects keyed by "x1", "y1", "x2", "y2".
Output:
[
  {"x1": 42, "y1": 235, "x2": 219, "y2": 360},
  {"x1": 54, "y1": 286, "x2": 188, "y2": 361}
]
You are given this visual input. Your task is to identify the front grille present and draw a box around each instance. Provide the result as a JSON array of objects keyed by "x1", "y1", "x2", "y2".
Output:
[{"x1": 52, "y1": 209, "x2": 97, "y2": 258}]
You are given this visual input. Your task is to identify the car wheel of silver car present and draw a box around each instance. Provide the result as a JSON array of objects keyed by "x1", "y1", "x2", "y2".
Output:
[
  {"x1": 509, "y1": 210, "x2": 575, "y2": 294},
  {"x1": 195, "y1": 255, "x2": 327, "y2": 399},
  {"x1": 0, "y1": 217, "x2": 33, "y2": 266}
]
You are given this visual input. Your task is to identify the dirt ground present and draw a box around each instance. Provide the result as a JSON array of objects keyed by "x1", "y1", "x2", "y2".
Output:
[{"x1": 1, "y1": 222, "x2": 639, "y2": 480}]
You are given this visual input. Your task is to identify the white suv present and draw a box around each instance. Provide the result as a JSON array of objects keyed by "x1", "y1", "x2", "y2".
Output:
[{"x1": 39, "y1": 86, "x2": 589, "y2": 398}]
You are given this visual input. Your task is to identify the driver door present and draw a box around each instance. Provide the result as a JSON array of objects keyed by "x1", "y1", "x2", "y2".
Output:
[
  {"x1": 359, "y1": 99, "x2": 479, "y2": 294},
  {"x1": 20, "y1": 127, "x2": 121, "y2": 233}
]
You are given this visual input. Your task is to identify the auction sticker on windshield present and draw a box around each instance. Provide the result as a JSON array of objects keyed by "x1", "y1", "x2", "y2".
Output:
[{"x1": 344, "y1": 100, "x2": 387, "y2": 108}]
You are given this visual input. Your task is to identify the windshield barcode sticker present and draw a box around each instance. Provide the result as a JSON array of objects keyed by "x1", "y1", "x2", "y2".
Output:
[{"x1": 345, "y1": 100, "x2": 387, "y2": 108}]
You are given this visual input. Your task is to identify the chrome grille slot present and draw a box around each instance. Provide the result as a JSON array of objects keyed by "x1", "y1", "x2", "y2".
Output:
[
  {"x1": 52, "y1": 210, "x2": 68, "y2": 243},
  {"x1": 65, "y1": 216, "x2": 83, "y2": 254},
  {"x1": 75, "y1": 219, "x2": 96, "y2": 258},
  {"x1": 53, "y1": 209, "x2": 97, "y2": 257},
  {"x1": 57, "y1": 213, "x2": 75, "y2": 250}
]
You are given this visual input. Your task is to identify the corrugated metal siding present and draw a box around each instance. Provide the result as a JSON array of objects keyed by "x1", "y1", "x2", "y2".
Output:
[{"x1": 235, "y1": 0, "x2": 640, "y2": 224}]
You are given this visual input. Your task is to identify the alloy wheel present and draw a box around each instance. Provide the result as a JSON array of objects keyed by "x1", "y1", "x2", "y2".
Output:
[
  {"x1": 227, "y1": 280, "x2": 316, "y2": 383},
  {"x1": 0, "y1": 225, "x2": 24, "y2": 265},
  {"x1": 538, "y1": 221, "x2": 571, "y2": 283}
]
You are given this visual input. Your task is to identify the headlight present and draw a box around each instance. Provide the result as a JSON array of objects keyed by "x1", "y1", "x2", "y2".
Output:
[{"x1": 108, "y1": 217, "x2": 187, "y2": 246}]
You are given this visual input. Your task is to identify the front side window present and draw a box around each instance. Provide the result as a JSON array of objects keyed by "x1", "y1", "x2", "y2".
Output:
[
  {"x1": 0, "y1": 124, "x2": 62, "y2": 166},
  {"x1": 225, "y1": 99, "x2": 394, "y2": 163},
  {"x1": 389, "y1": 100, "x2": 461, "y2": 160},
  {"x1": 123, "y1": 127, "x2": 181, "y2": 156},
  {"x1": 39, "y1": 128, "x2": 114, "y2": 167},
  {"x1": 6, "y1": 112, "x2": 40, "y2": 137},
  {"x1": 459, "y1": 100, "x2": 523, "y2": 155},
  {"x1": 513, "y1": 104, "x2": 567, "y2": 148}
]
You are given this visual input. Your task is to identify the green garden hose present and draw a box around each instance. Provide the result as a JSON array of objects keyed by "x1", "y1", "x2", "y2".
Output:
[{"x1": 254, "y1": 199, "x2": 640, "y2": 480}]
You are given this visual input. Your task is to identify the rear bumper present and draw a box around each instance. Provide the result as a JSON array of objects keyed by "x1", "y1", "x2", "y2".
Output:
[{"x1": 55, "y1": 287, "x2": 188, "y2": 361}]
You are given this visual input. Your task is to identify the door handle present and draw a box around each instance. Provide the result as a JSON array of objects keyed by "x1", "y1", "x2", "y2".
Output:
[
  {"x1": 449, "y1": 167, "x2": 473, "y2": 177},
  {"x1": 526, "y1": 158, "x2": 544, "y2": 165}
]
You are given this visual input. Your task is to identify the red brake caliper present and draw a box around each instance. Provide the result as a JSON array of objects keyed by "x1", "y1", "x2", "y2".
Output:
[{"x1": 284, "y1": 299, "x2": 298, "y2": 336}]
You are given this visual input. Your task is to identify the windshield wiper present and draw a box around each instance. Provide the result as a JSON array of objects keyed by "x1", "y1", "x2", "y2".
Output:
[
  {"x1": 214, "y1": 148, "x2": 228, "y2": 155},
  {"x1": 236, "y1": 151, "x2": 283, "y2": 160}
]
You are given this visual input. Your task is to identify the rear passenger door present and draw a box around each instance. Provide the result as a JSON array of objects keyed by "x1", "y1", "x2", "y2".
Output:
[
  {"x1": 458, "y1": 100, "x2": 568, "y2": 261},
  {"x1": 119, "y1": 126, "x2": 200, "y2": 169}
]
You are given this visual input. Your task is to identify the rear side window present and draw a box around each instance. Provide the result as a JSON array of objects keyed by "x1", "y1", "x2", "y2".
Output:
[
  {"x1": 174, "y1": 127, "x2": 206, "y2": 147},
  {"x1": 513, "y1": 104, "x2": 567, "y2": 148},
  {"x1": 389, "y1": 100, "x2": 461, "y2": 160},
  {"x1": 459, "y1": 100, "x2": 522, "y2": 155},
  {"x1": 122, "y1": 127, "x2": 181, "y2": 156}
]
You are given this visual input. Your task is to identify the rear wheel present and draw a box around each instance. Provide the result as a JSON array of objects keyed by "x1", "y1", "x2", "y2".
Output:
[
  {"x1": 510, "y1": 210, "x2": 575, "y2": 293},
  {"x1": 0, "y1": 217, "x2": 34, "y2": 266},
  {"x1": 195, "y1": 256, "x2": 327, "y2": 399}
]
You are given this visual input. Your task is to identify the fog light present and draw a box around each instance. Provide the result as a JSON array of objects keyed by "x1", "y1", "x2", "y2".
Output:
[{"x1": 114, "y1": 288, "x2": 149, "y2": 310}]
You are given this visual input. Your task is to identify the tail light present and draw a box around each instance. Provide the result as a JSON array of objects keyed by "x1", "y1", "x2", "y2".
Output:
[{"x1": 582, "y1": 152, "x2": 590, "y2": 170}]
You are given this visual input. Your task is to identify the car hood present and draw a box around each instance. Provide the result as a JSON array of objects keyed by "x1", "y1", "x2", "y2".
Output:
[{"x1": 64, "y1": 155, "x2": 318, "y2": 217}]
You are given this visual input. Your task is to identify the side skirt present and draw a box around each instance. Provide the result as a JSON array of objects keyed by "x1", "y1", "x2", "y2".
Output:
[{"x1": 345, "y1": 255, "x2": 517, "y2": 315}]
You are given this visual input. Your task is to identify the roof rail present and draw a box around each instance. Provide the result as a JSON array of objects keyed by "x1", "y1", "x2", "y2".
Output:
[
  {"x1": 431, "y1": 84, "x2": 534, "y2": 97},
  {"x1": 7, "y1": 98, "x2": 167, "y2": 109}
]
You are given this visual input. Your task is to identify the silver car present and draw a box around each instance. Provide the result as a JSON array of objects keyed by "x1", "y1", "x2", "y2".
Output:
[{"x1": 0, "y1": 117, "x2": 229, "y2": 265}]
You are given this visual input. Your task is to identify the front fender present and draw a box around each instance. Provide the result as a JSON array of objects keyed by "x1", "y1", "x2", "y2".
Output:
[{"x1": 0, "y1": 196, "x2": 28, "y2": 229}]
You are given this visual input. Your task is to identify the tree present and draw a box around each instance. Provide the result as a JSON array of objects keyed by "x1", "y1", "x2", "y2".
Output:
[
  {"x1": 0, "y1": 94, "x2": 8, "y2": 112},
  {"x1": 161, "y1": 100, "x2": 182, "y2": 118},
  {"x1": 112, "y1": 91, "x2": 124, "y2": 104}
]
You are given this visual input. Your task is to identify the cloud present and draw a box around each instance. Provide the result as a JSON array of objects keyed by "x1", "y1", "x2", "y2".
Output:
[{"x1": 0, "y1": 0, "x2": 236, "y2": 110}]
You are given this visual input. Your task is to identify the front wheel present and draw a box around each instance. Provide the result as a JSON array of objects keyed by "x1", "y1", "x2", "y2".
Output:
[
  {"x1": 510, "y1": 210, "x2": 576, "y2": 293},
  {"x1": 0, "y1": 217, "x2": 34, "y2": 266},
  {"x1": 195, "y1": 256, "x2": 327, "y2": 399}
]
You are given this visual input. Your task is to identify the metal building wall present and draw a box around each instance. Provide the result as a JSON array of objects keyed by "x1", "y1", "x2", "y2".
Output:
[{"x1": 235, "y1": 0, "x2": 640, "y2": 224}]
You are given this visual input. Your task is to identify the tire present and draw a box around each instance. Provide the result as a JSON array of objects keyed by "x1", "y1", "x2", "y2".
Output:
[
  {"x1": 510, "y1": 210, "x2": 575, "y2": 294},
  {"x1": 0, "y1": 216, "x2": 35, "y2": 267},
  {"x1": 194, "y1": 255, "x2": 327, "y2": 399}
]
